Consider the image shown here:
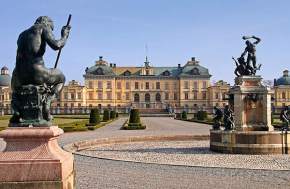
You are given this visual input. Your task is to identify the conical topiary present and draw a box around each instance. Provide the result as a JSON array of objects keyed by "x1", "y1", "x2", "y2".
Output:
[
  {"x1": 103, "y1": 109, "x2": 110, "y2": 121},
  {"x1": 110, "y1": 110, "x2": 116, "y2": 119},
  {"x1": 89, "y1": 108, "x2": 101, "y2": 125},
  {"x1": 129, "y1": 109, "x2": 141, "y2": 124}
]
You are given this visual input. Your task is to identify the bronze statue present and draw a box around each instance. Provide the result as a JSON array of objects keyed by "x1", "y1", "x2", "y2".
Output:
[
  {"x1": 213, "y1": 106, "x2": 223, "y2": 130},
  {"x1": 241, "y1": 35, "x2": 261, "y2": 74},
  {"x1": 223, "y1": 105, "x2": 234, "y2": 130},
  {"x1": 10, "y1": 16, "x2": 71, "y2": 126},
  {"x1": 232, "y1": 56, "x2": 253, "y2": 76},
  {"x1": 280, "y1": 106, "x2": 289, "y2": 131}
]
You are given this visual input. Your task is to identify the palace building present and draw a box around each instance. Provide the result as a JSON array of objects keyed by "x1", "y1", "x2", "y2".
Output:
[
  {"x1": 273, "y1": 70, "x2": 290, "y2": 111},
  {"x1": 0, "y1": 58, "x2": 288, "y2": 114},
  {"x1": 79, "y1": 56, "x2": 212, "y2": 112}
]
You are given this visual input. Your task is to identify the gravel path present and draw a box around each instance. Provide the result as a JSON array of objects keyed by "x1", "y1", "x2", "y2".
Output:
[
  {"x1": 1, "y1": 117, "x2": 290, "y2": 188},
  {"x1": 75, "y1": 155, "x2": 290, "y2": 189},
  {"x1": 80, "y1": 140, "x2": 290, "y2": 170}
]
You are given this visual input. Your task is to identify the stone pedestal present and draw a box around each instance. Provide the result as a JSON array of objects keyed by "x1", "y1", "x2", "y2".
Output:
[
  {"x1": 229, "y1": 76, "x2": 273, "y2": 131},
  {"x1": 0, "y1": 126, "x2": 74, "y2": 189}
]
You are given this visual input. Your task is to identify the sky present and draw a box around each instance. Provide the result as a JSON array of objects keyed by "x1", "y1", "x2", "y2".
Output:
[{"x1": 0, "y1": 0, "x2": 289, "y2": 85}]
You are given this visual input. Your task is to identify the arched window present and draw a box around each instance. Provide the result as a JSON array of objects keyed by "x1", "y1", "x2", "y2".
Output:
[
  {"x1": 95, "y1": 67, "x2": 104, "y2": 75},
  {"x1": 191, "y1": 68, "x2": 200, "y2": 75},
  {"x1": 145, "y1": 93, "x2": 150, "y2": 102},
  {"x1": 134, "y1": 93, "x2": 140, "y2": 102},
  {"x1": 124, "y1": 70, "x2": 131, "y2": 76},
  {"x1": 163, "y1": 70, "x2": 170, "y2": 76},
  {"x1": 156, "y1": 93, "x2": 161, "y2": 102}
]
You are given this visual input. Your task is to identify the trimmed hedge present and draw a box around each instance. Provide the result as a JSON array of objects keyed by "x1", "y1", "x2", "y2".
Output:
[
  {"x1": 88, "y1": 108, "x2": 100, "y2": 125},
  {"x1": 195, "y1": 111, "x2": 208, "y2": 121},
  {"x1": 103, "y1": 109, "x2": 110, "y2": 121},
  {"x1": 129, "y1": 109, "x2": 141, "y2": 124},
  {"x1": 110, "y1": 110, "x2": 116, "y2": 119},
  {"x1": 181, "y1": 111, "x2": 187, "y2": 120}
]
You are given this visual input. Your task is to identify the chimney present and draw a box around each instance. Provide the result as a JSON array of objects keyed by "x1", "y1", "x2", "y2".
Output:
[
  {"x1": 99, "y1": 56, "x2": 103, "y2": 61},
  {"x1": 283, "y1": 70, "x2": 289, "y2": 77},
  {"x1": 178, "y1": 64, "x2": 181, "y2": 68}
]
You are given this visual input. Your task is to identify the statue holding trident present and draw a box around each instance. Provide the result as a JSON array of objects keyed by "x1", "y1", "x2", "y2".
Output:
[
  {"x1": 241, "y1": 35, "x2": 262, "y2": 74},
  {"x1": 10, "y1": 15, "x2": 71, "y2": 126}
]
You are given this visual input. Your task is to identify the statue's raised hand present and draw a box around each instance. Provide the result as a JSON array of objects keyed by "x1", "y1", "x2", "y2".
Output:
[{"x1": 61, "y1": 25, "x2": 71, "y2": 38}]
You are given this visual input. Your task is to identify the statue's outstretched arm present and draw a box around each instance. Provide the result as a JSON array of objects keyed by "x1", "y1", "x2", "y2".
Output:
[
  {"x1": 252, "y1": 36, "x2": 261, "y2": 45},
  {"x1": 42, "y1": 27, "x2": 67, "y2": 50}
]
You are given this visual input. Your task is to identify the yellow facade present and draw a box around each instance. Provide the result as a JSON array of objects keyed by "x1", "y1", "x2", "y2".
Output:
[
  {"x1": 0, "y1": 63, "x2": 288, "y2": 114},
  {"x1": 273, "y1": 70, "x2": 290, "y2": 109}
]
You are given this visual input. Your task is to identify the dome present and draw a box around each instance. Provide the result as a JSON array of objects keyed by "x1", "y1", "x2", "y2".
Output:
[
  {"x1": 274, "y1": 70, "x2": 290, "y2": 86},
  {"x1": 0, "y1": 74, "x2": 11, "y2": 86},
  {"x1": 0, "y1": 66, "x2": 11, "y2": 86}
]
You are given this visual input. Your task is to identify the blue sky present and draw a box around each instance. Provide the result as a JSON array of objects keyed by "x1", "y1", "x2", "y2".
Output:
[{"x1": 0, "y1": 0, "x2": 289, "y2": 85}]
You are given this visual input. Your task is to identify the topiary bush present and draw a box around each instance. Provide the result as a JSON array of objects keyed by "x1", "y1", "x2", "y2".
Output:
[
  {"x1": 129, "y1": 109, "x2": 141, "y2": 124},
  {"x1": 110, "y1": 110, "x2": 116, "y2": 119},
  {"x1": 88, "y1": 108, "x2": 100, "y2": 125},
  {"x1": 103, "y1": 109, "x2": 110, "y2": 121},
  {"x1": 181, "y1": 111, "x2": 187, "y2": 120},
  {"x1": 196, "y1": 110, "x2": 208, "y2": 121}
]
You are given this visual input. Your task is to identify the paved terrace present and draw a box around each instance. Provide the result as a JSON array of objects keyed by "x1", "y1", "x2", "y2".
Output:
[{"x1": 0, "y1": 117, "x2": 290, "y2": 189}]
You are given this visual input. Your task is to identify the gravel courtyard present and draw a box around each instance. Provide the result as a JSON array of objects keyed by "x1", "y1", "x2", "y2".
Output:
[{"x1": 1, "y1": 117, "x2": 290, "y2": 188}]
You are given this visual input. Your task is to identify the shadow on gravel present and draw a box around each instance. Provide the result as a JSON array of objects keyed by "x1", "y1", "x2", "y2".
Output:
[{"x1": 92, "y1": 147, "x2": 216, "y2": 155}]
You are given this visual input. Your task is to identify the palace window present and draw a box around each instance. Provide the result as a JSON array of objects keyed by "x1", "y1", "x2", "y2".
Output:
[
  {"x1": 117, "y1": 92, "x2": 121, "y2": 100},
  {"x1": 125, "y1": 92, "x2": 130, "y2": 100},
  {"x1": 124, "y1": 70, "x2": 131, "y2": 76},
  {"x1": 107, "y1": 92, "x2": 112, "y2": 100},
  {"x1": 165, "y1": 82, "x2": 169, "y2": 90},
  {"x1": 202, "y1": 92, "x2": 207, "y2": 100},
  {"x1": 88, "y1": 81, "x2": 93, "y2": 88},
  {"x1": 193, "y1": 82, "x2": 198, "y2": 90},
  {"x1": 163, "y1": 70, "x2": 170, "y2": 76},
  {"x1": 145, "y1": 93, "x2": 150, "y2": 102},
  {"x1": 64, "y1": 92, "x2": 68, "y2": 99},
  {"x1": 202, "y1": 81, "x2": 207, "y2": 89},
  {"x1": 156, "y1": 93, "x2": 161, "y2": 102},
  {"x1": 71, "y1": 93, "x2": 75, "y2": 100},
  {"x1": 95, "y1": 68, "x2": 104, "y2": 75},
  {"x1": 215, "y1": 93, "x2": 219, "y2": 99},
  {"x1": 77, "y1": 92, "x2": 82, "y2": 99},
  {"x1": 107, "y1": 81, "x2": 112, "y2": 89},
  {"x1": 135, "y1": 82, "x2": 139, "y2": 89},
  {"x1": 174, "y1": 93, "x2": 178, "y2": 100},
  {"x1": 117, "y1": 82, "x2": 121, "y2": 89},
  {"x1": 126, "y1": 82, "x2": 130, "y2": 89},
  {"x1": 191, "y1": 68, "x2": 200, "y2": 75},
  {"x1": 146, "y1": 70, "x2": 150, "y2": 75},
  {"x1": 156, "y1": 82, "x2": 160, "y2": 89},
  {"x1": 78, "y1": 103, "x2": 81, "y2": 107},
  {"x1": 134, "y1": 93, "x2": 140, "y2": 102},
  {"x1": 193, "y1": 92, "x2": 198, "y2": 100},
  {"x1": 98, "y1": 92, "x2": 102, "y2": 100},
  {"x1": 98, "y1": 81, "x2": 103, "y2": 89},
  {"x1": 282, "y1": 92, "x2": 286, "y2": 99},
  {"x1": 88, "y1": 92, "x2": 93, "y2": 100},
  {"x1": 146, "y1": 82, "x2": 150, "y2": 89},
  {"x1": 165, "y1": 93, "x2": 169, "y2": 100},
  {"x1": 184, "y1": 92, "x2": 189, "y2": 100},
  {"x1": 184, "y1": 81, "x2": 189, "y2": 89}
]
